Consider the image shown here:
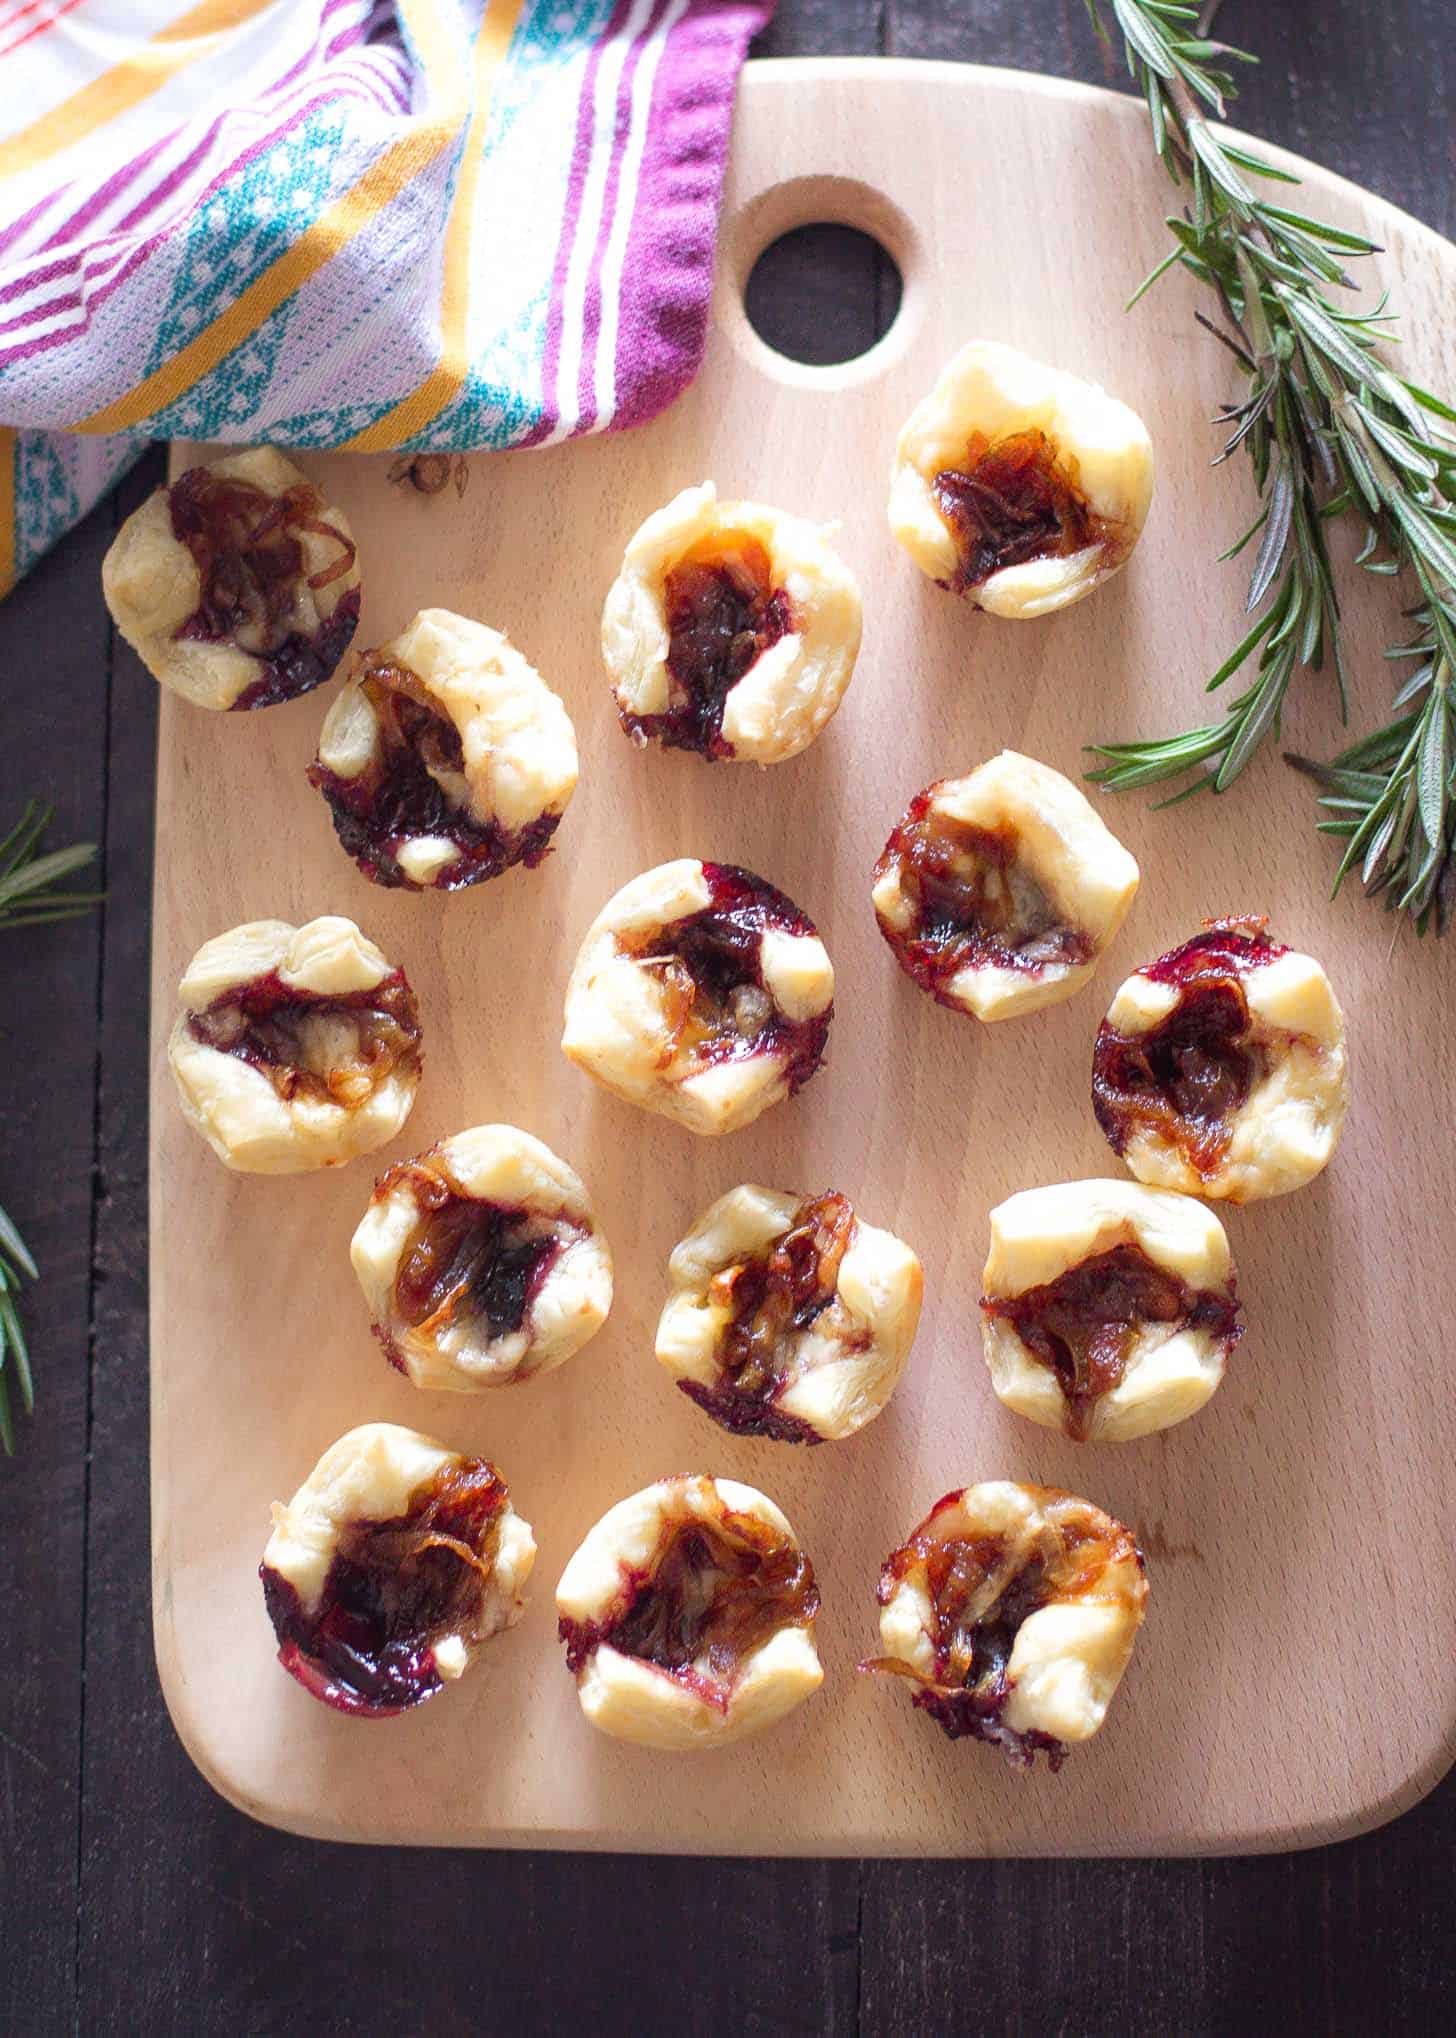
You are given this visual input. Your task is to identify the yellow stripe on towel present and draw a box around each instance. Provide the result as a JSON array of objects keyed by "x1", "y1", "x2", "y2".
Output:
[
  {"x1": 0, "y1": 0, "x2": 279, "y2": 184},
  {"x1": 340, "y1": 0, "x2": 531, "y2": 451},
  {"x1": 73, "y1": 0, "x2": 468, "y2": 437}
]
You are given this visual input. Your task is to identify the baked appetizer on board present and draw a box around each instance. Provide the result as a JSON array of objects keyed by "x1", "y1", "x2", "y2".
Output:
[
  {"x1": 602, "y1": 481, "x2": 861, "y2": 763},
  {"x1": 260, "y1": 1423, "x2": 535, "y2": 1717},
  {"x1": 889, "y1": 340, "x2": 1153, "y2": 616},
  {"x1": 556, "y1": 1475, "x2": 823, "y2": 1749},
  {"x1": 103, "y1": 447, "x2": 360, "y2": 709}
]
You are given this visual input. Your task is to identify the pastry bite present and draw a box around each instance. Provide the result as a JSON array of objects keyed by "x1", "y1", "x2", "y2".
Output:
[
  {"x1": 167, "y1": 915, "x2": 422, "y2": 1173},
  {"x1": 351, "y1": 1124, "x2": 612, "y2": 1391},
  {"x1": 260, "y1": 1422, "x2": 535, "y2": 1717},
  {"x1": 863, "y1": 1482, "x2": 1147, "y2": 1768},
  {"x1": 556, "y1": 1475, "x2": 822, "y2": 1748},
  {"x1": 871, "y1": 751, "x2": 1139, "y2": 1019},
  {"x1": 602, "y1": 481, "x2": 862, "y2": 764},
  {"x1": 1092, "y1": 916, "x2": 1349, "y2": 1202},
  {"x1": 561, "y1": 859, "x2": 834, "y2": 1135},
  {"x1": 308, "y1": 607, "x2": 577, "y2": 890},
  {"x1": 888, "y1": 340, "x2": 1153, "y2": 616},
  {"x1": 102, "y1": 447, "x2": 360, "y2": 710},
  {"x1": 656, "y1": 1184, "x2": 922, "y2": 1443},
  {"x1": 981, "y1": 1179, "x2": 1242, "y2": 1442}
]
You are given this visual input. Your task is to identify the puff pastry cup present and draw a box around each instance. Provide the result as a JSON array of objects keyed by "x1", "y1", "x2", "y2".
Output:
[
  {"x1": 102, "y1": 447, "x2": 361, "y2": 710},
  {"x1": 167, "y1": 915, "x2": 422, "y2": 1173},
  {"x1": 1092, "y1": 917, "x2": 1349, "y2": 1202},
  {"x1": 872, "y1": 751, "x2": 1139, "y2": 1020},
  {"x1": 350, "y1": 1124, "x2": 612, "y2": 1392},
  {"x1": 863, "y1": 1481, "x2": 1148, "y2": 1768},
  {"x1": 556, "y1": 1475, "x2": 823, "y2": 1749},
  {"x1": 602, "y1": 481, "x2": 862, "y2": 763},
  {"x1": 561, "y1": 859, "x2": 834, "y2": 1135},
  {"x1": 260, "y1": 1422, "x2": 535, "y2": 1717},
  {"x1": 981, "y1": 1179, "x2": 1242, "y2": 1442},
  {"x1": 888, "y1": 340, "x2": 1154, "y2": 616},
  {"x1": 309, "y1": 607, "x2": 577, "y2": 890},
  {"x1": 655, "y1": 1184, "x2": 923, "y2": 1443}
]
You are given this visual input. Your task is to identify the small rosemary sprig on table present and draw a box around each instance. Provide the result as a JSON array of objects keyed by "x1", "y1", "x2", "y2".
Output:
[
  {"x1": 0, "y1": 1207, "x2": 37, "y2": 1457},
  {"x1": 0, "y1": 799, "x2": 101, "y2": 930},
  {"x1": 0, "y1": 801, "x2": 98, "y2": 1454},
  {"x1": 1084, "y1": 0, "x2": 1456, "y2": 933}
]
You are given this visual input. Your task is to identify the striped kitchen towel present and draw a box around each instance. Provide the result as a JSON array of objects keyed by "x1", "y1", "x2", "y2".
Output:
[{"x1": 0, "y1": 0, "x2": 772, "y2": 596}]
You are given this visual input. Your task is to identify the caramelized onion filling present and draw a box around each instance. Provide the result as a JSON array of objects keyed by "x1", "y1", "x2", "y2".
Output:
[
  {"x1": 932, "y1": 428, "x2": 1116, "y2": 594},
  {"x1": 623, "y1": 538, "x2": 794, "y2": 757},
  {"x1": 681, "y1": 1192, "x2": 858, "y2": 1444},
  {"x1": 559, "y1": 1505, "x2": 819, "y2": 1709},
  {"x1": 168, "y1": 467, "x2": 358, "y2": 708},
  {"x1": 982, "y1": 1241, "x2": 1242, "y2": 1441},
  {"x1": 308, "y1": 658, "x2": 561, "y2": 890},
  {"x1": 261, "y1": 1457, "x2": 508, "y2": 1716},
  {"x1": 625, "y1": 863, "x2": 830, "y2": 1090},
  {"x1": 863, "y1": 1519, "x2": 1068, "y2": 1768},
  {"x1": 186, "y1": 968, "x2": 421, "y2": 1108},
  {"x1": 375, "y1": 1159, "x2": 569, "y2": 1363},
  {"x1": 876, "y1": 794, "x2": 1092, "y2": 998},
  {"x1": 1093, "y1": 920, "x2": 1286, "y2": 1176}
]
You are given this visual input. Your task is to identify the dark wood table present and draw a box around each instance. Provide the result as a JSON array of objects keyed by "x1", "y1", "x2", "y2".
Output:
[{"x1": 4, "y1": 3, "x2": 1452, "y2": 2028}]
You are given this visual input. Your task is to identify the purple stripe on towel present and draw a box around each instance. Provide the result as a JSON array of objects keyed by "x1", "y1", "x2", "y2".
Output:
[
  {"x1": 519, "y1": 0, "x2": 632, "y2": 447},
  {"x1": 574, "y1": 0, "x2": 663, "y2": 433},
  {"x1": 610, "y1": 0, "x2": 769, "y2": 430}
]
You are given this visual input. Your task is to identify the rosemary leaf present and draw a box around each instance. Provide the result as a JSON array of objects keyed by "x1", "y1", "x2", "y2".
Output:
[
  {"x1": 0, "y1": 801, "x2": 101, "y2": 1456},
  {"x1": 0, "y1": 802, "x2": 100, "y2": 932},
  {"x1": 0, "y1": 1217, "x2": 37, "y2": 1456},
  {"x1": 1084, "y1": 0, "x2": 1456, "y2": 931}
]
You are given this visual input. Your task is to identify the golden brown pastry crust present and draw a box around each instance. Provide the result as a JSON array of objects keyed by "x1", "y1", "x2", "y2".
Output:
[
  {"x1": 167, "y1": 915, "x2": 421, "y2": 1173},
  {"x1": 556, "y1": 1475, "x2": 823, "y2": 1749},
  {"x1": 867, "y1": 1481, "x2": 1147, "y2": 1766},
  {"x1": 981, "y1": 1178, "x2": 1242, "y2": 1442},
  {"x1": 261, "y1": 1422, "x2": 535, "y2": 1717},
  {"x1": 310, "y1": 607, "x2": 577, "y2": 890},
  {"x1": 888, "y1": 340, "x2": 1153, "y2": 616},
  {"x1": 872, "y1": 751, "x2": 1140, "y2": 1020},
  {"x1": 561, "y1": 859, "x2": 834, "y2": 1135},
  {"x1": 655, "y1": 1183, "x2": 922, "y2": 1442},
  {"x1": 1092, "y1": 918, "x2": 1349, "y2": 1201},
  {"x1": 102, "y1": 448, "x2": 361, "y2": 710},
  {"x1": 350, "y1": 1124, "x2": 613, "y2": 1391},
  {"x1": 602, "y1": 482, "x2": 861, "y2": 764}
]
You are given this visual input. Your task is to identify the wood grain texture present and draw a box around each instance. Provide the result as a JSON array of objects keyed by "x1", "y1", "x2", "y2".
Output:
[
  {"x1": 0, "y1": 502, "x2": 112, "y2": 2033},
  {"x1": 147, "y1": 60, "x2": 1456, "y2": 1859}
]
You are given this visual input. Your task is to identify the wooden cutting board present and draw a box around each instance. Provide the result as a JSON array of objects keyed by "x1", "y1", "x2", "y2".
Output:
[{"x1": 149, "y1": 57, "x2": 1456, "y2": 1855}]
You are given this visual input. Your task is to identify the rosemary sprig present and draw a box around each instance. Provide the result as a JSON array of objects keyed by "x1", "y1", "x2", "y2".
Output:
[
  {"x1": 1084, "y1": 0, "x2": 1456, "y2": 932},
  {"x1": 0, "y1": 800, "x2": 100, "y2": 929},
  {"x1": 0, "y1": 801, "x2": 100, "y2": 1453},
  {"x1": 0, "y1": 1204, "x2": 36, "y2": 1456}
]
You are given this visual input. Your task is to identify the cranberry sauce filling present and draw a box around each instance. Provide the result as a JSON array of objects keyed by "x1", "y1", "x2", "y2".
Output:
[
  {"x1": 875, "y1": 793, "x2": 1093, "y2": 1000},
  {"x1": 168, "y1": 466, "x2": 358, "y2": 708},
  {"x1": 628, "y1": 862, "x2": 831, "y2": 1091},
  {"x1": 931, "y1": 429, "x2": 1116, "y2": 595},
  {"x1": 261, "y1": 1457, "x2": 508, "y2": 1716},
  {"x1": 376, "y1": 1160, "x2": 567, "y2": 1360},
  {"x1": 982, "y1": 1242, "x2": 1242, "y2": 1441},
  {"x1": 307, "y1": 659, "x2": 561, "y2": 891},
  {"x1": 681, "y1": 1192, "x2": 858, "y2": 1445},
  {"x1": 559, "y1": 1504, "x2": 819, "y2": 1709},
  {"x1": 623, "y1": 538, "x2": 794, "y2": 758},
  {"x1": 186, "y1": 967, "x2": 421, "y2": 1108},
  {"x1": 1092, "y1": 919, "x2": 1287, "y2": 1176}
]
